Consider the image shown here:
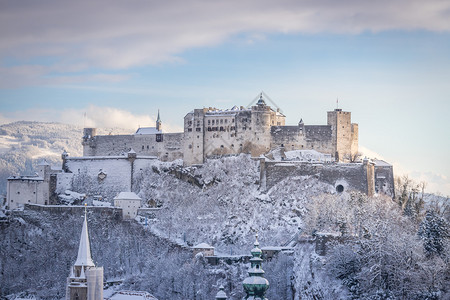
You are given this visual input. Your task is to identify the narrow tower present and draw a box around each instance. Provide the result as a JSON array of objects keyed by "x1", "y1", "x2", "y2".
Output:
[
  {"x1": 66, "y1": 205, "x2": 103, "y2": 300},
  {"x1": 156, "y1": 109, "x2": 162, "y2": 132},
  {"x1": 243, "y1": 234, "x2": 269, "y2": 299}
]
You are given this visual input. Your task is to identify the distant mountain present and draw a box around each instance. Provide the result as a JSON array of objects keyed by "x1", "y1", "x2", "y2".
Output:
[{"x1": 0, "y1": 121, "x2": 127, "y2": 195}]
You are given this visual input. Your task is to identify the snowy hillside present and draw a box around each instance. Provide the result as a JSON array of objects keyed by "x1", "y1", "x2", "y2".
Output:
[
  {"x1": 132, "y1": 155, "x2": 334, "y2": 252},
  {"x1": 0, "y1": 121, "x2": 128, "y2": 195}
]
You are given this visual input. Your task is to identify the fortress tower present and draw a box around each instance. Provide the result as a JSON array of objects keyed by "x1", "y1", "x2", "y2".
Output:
[
  {"x1": 327, "y1": 109, "x2": 359, "y2": 162},
  {"x1": 66, "y1": 207, "x2": 103, "y2": 300}
]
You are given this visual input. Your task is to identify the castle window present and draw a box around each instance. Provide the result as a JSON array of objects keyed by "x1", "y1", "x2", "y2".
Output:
[
  {"x1": 221, "y1": 145, "x2": 224, "y2": 148},
  {"x1": 189, "y1": 144, "x2": 192, "y2": 149},
  {"x1": 208, "y1": 120, "x2": 211, "y2": 125},
  {"x1": 225, "y1": 119, "x2": 228, "y2": 123},
  {"x1": 336, "y1": 185, "x2": 344, "y2": 193},
  {"x1": 212, "y1": 120, "x2": 215, "y2": 125},
  {"x1": 220, "y1": 127, "x2": 224, "y2": 131},
  {"x1": 208, "y1": 127, "x2": 211, "y2": 131},
  {"x1": 196, "y1": 128, "x2": 201, "y2": 132},
  {"x1": 147, "y1": 145, "x2": 149, "y2": 149},
  {"x1": 17, "y1": 191, "x2": 20, "y2": 194},
  {"x1": 156, "y1": 134, "x2": 163, "y2": 142},
  {"x1": 188, "y1": 128, "x2": 192, "y2": 132},
  {"x1": 231, "y1": 144, "x2": 234, "y2": 147},
  {"x1": 197, "y1": 136, "x2": 199, "y2": 138},
  {"x1": 142, "y1": 145, "x2": 144, "y2": 150},
  {"x1": 232, "y1": 119, "x2": 234, "y2": 123},
  {"x1": 220, "y1": 119, "x2": 223, "y2": 124}
]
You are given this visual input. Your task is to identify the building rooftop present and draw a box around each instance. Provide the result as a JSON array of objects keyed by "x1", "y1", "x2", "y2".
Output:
[
  {"x1": 135, "y1": 127, "x2": 162, "y2": 135},
  {"x1": 114, "y1": 192, "x2": 141, "y2": 200},
  {"x1": 193, "y1": 242, "x2": 214, "y2": 249}
]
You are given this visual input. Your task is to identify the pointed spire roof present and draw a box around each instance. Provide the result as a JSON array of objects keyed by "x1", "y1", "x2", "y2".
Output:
[
  {"x1": 74, "y1": 205, "x2": 95, "y2": 267},
  {"x1": 156, "y1": 109, "x2": 161, "y2": 122}
]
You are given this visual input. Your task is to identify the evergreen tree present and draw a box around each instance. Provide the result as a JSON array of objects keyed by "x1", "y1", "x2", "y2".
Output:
[{"x1": 418, "y1": 210, "x2": 449, "y2": 258}]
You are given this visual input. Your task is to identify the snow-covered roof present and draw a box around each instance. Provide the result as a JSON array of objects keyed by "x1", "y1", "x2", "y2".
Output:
[
  {"x1": 134, "y1": 127, "x2": 162, "y2": 135},
  {"x1": 373, "y1": 159, "x2": 392, "y2": 167},
  {"x1": 109, "y1": 291, "x2": 158, "y2": 300},
  {"x1": 114, "y1": 192, "x2": 141, "y2": 200},
  {"x1": 193, "y1": 242, "x2": 214, "y2": 249},
  {"x1": 8, "y1": 175, "x2": 43, "y2": 181},
  {"x1": 205, "y1": 105, "x2": 249, "y2": 115},
  {"x1": 74, "y1": 212, "x2": 95, "y2": 268},
  {"x1": 261, "y1": 246, "x2": 294, "y2": 251},
  {"x1": 37, "y1": 159, "x2": 50, "y2": 166}
]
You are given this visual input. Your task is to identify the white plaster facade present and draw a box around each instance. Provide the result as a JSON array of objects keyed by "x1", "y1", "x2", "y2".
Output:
[
  {"x1": 114, "y1": 192, "x2": 142, "y2": 219},
  {"x1": 6, "y1": 161, "x2": 59, "y2": 209}
]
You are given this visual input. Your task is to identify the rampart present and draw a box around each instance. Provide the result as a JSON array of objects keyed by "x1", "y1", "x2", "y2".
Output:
[{"x1": 261, "y1": 158, "x2": 375, "y2": 196}]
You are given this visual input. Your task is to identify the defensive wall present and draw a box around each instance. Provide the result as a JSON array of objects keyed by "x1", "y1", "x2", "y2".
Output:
[
  {"x1": 261, "y1": 158, "x2": 376, "y2": 196},
  {"x1": 83, "y1": 128, "x2": 184, "y2": 162}
]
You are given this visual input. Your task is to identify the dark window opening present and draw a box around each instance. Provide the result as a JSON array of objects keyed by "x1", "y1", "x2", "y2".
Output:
[{"x1": 156, "y1": 134, "x2": 163, "y2": 142}]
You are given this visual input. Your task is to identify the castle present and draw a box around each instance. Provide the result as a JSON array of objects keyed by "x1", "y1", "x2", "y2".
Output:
[
  {"x1": 82, "y1": 93, "x2": 359, "y2": 165},
  {"x1": 5, "y1": 94, "x2": 395, "y2": 210}
]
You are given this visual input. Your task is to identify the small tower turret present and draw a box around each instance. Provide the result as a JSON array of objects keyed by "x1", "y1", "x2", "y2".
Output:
[
  {"x1": 256, "y1": 93, "x2": 266, "y2": 107},
  {"x1": 243, "y1": 233, "x2": 269, "y2": 299},
  {"x1": 156, "y1": 109, "x2": 162, "y2": 132}
]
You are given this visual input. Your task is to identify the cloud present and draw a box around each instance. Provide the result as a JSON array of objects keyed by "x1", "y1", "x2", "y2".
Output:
[
  {"x1": 0, "y1": 106, "x2": 183, "y2": 133},
  {"x1": 1, "y1": 0, "x2": 450, "y2": 87}
]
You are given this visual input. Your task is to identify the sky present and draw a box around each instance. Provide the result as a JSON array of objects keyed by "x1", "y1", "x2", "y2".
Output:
[{"x1": 0, "y1": 0, "x2": 449, "y2": 195}]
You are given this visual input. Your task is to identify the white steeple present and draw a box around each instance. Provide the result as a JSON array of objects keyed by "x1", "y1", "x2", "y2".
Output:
[{"x1": 74, "y1": 205, "x2": 95, "y2": 267}]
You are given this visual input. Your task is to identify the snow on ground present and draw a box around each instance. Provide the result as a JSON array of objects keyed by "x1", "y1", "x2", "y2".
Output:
[{"x1": 135, "y1": 154, "x2": 335, "y2": 253}]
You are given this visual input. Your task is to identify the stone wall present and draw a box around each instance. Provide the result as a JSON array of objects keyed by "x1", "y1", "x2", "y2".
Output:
[
  {"x1": 83, "y1": 130, "x2": 183, "y2": 162},
  {"x1": 263, "y1": 159, "x2": 375, "y2": 195}
]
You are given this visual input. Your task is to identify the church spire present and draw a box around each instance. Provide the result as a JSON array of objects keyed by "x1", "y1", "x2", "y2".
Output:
[
  {"x1": 74, "y1": 205, "x2": 95, "y2": 267},
  {"x1": 156, "y1": 109, "x2": 162, "y2": 132}
]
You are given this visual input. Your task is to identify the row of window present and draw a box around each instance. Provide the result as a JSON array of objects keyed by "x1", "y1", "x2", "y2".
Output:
[{"x1": 207, "y1": 118, "x2": 235, "y2": 125}]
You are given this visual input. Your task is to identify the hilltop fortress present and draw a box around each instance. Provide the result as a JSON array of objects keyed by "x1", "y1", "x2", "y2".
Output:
[
  {"x1": 82, "y1": 93, "x2": 359, "y2": 165},
  {"x1": 6, "y1": 94, "x2": 395, "y2": 211}
]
